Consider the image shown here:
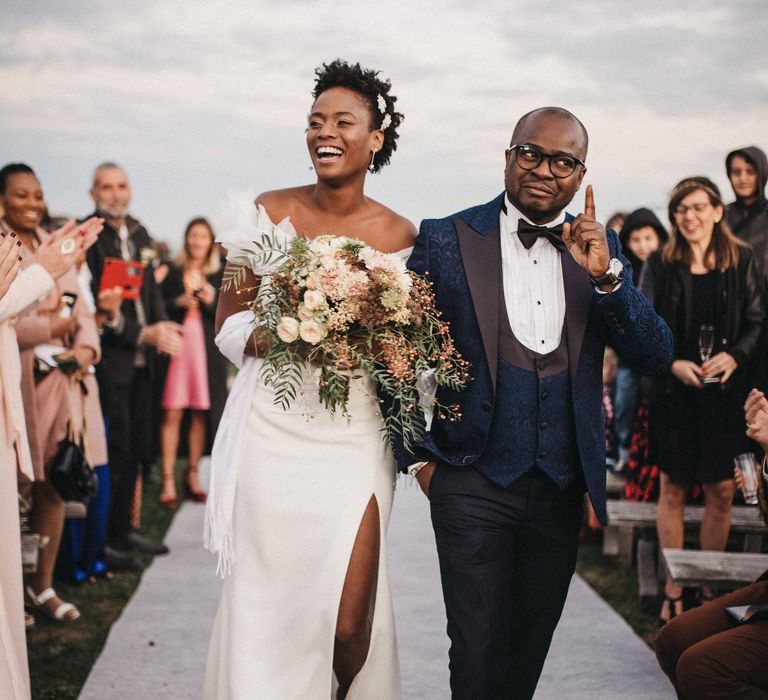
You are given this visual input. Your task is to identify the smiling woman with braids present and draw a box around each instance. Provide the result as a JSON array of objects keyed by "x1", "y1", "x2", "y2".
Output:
[{"x1": 203, "y1": 60, "x2": 415, "y2": 699}]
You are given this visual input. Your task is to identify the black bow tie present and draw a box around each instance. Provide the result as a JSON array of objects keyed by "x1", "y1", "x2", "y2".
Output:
[{"x1": 517, "y1": 219, "x2": 566, "y2": 252}]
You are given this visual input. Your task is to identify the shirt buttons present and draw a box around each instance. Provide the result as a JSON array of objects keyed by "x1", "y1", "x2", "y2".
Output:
[
  {"x1": 538, "y1": 360, "x2": 546, "y2": 371},
  {"x1": 541, "y1": 391, "x2": 549, "y2": 400},
  {"x1": 537, "y1": 450, "x2": 547, "y2": 458},
  {"x1": 539, "y1": 421, "x2": 548, "y2": 430}
]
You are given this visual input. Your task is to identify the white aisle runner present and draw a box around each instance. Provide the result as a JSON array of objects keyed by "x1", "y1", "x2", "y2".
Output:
[{"x1": 80, "y1": 465, "x2": 672, "y2": 699}]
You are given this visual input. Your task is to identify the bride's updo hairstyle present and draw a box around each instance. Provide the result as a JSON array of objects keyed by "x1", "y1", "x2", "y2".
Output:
[{"x1": 312, "y1": 59, "x2": 404, "y2": 174}]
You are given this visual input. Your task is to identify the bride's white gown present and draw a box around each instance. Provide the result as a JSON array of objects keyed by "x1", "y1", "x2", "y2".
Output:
[{"x1": 203, "y1": 200, "x2": 404, "y2": 699}]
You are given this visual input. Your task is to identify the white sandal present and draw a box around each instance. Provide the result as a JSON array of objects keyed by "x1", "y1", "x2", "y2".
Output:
[{"x1": 25, "y1": 586, "x2": 80, "y2": 622}]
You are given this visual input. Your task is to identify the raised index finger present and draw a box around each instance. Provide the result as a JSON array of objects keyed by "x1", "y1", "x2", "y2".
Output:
[{"x1": 584, "y1": 184, "x2": 596, "y2": 219}]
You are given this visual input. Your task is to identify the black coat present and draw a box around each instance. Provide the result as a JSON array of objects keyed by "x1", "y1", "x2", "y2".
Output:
[
  {"x1": 639, "y1": 245, "x2": 764, "y2": 395},
  {"x1": 85, "y1": 212, "x2": 167, "y2": 392},
  {"x1": 726, "y1": 146, "x2": 768, "y2": 278},
  {"x1": 159, "y1": 264, "x2": 227, "y2": 453}
]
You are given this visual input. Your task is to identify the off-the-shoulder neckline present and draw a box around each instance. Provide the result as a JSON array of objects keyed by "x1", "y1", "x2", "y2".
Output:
[{"x1": 256, "y1": 203, "x2": 413, "y2": 257}]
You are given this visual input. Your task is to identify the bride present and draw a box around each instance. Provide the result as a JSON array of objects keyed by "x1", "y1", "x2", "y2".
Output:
[{"x1": 203, "y1": 60, "x2": 415, "y2": 699}]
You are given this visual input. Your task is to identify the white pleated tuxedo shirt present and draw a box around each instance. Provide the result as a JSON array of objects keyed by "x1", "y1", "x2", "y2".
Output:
[{"x1": 499, "y1": 195, "x2": 567, "y2": 354}]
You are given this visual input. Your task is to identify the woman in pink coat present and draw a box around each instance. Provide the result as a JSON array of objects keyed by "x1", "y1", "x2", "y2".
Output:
[
  {"x1": 0, "y1": 214, "x2": 100, "y2": 697},
  {"x1": 0, "y1": 163, "x2": 105, "y2": 624}
]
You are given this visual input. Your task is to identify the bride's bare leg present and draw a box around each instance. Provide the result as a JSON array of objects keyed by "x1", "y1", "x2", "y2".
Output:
[{"x1": 334, "y1": 495, "x2": 380, "y2": 699}]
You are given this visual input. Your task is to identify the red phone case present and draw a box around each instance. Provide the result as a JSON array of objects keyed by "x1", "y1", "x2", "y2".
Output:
[{"x1": 100, "y1": 258, "x2": 146, "y2": 300}]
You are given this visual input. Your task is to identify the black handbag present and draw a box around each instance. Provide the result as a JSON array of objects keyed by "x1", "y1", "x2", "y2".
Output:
[
  {"x1": 49, "y1": 381, "x2": 98, "y2": 505},
  {"x1": 49, "y1": 427, "x2": 98, "y2": 504}
]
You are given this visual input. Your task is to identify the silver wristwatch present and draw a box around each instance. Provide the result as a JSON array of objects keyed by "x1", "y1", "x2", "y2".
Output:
[{"x1": 591, "y1": 258, "x2": 624, "y2": 287}]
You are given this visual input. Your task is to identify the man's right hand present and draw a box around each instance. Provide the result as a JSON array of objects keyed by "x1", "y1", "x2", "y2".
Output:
[
  {"x1": 415, "y1": 461, "x2": 438, "y2": 497},
  {"x1": 97, "y1": 286, "x2": 123, "y2": 321},
  {"x1": 141, "y1": 321, "x2": 184, "y2": 357}
]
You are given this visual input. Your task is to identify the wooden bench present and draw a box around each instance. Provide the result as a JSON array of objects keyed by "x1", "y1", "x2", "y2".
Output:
[
  {"x1": 603, "y1": 501, "x2": 765, "y2": 597},
  {"x1": 662, "y1": 548, "x2": 768, "y2": 590}
]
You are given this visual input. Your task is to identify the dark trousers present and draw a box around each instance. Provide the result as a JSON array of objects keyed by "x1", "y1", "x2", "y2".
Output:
[
  {"x1": 655, "y1": 578, "x2": 768, "y2": 699},
  {"x1": 102, "y1": 368, "x2": 154, "y2": 542},
  {"x1": 429, "y1": 464, "x2": 583, "y2": 700}
]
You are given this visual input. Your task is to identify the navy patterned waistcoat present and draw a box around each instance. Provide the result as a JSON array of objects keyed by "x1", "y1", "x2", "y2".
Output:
[{"x1": 473, "y1": 283, "x2": 579, "y2": 489}]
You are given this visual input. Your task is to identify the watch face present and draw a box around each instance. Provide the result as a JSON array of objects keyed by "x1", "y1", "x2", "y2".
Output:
[{"x1": 608, "y1": 258, "x2": 624, "y2": 279}]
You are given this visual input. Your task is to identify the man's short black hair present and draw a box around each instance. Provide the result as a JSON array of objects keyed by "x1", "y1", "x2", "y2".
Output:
[{"x1": 313, "y1": 59, "x2": 403, "y2": 174}]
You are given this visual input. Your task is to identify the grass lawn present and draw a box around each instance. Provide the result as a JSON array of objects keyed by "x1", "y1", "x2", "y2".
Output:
[{"x1": 27, "y1": 468, "x2": 178, "y2": 700}]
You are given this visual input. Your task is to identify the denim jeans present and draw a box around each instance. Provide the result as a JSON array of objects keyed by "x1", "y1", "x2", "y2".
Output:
[{"x1": 614, "y1": 365, "x2": 640, "y2": 462}]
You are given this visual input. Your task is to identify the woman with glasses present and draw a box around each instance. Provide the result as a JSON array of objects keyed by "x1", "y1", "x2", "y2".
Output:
[{"x1": 639, "y1": 176, "x2": 764, "y2": 625}]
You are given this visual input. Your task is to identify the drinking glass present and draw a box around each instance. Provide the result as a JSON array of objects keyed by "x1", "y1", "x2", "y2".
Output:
[
  {"x1": 698, "y1": 324, "x2": 720, "y2": 384},
  {"x1": 698, "y1": 324, "x2": 714, "y2": 363},
  {"x1": 734, "y1": 452, "x2": 759, "y2": 505}
]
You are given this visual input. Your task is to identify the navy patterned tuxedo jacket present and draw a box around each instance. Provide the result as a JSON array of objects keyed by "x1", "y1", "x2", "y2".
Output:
[{"x1": 392, "y1": 193, "x2": 673, "y2": 524}]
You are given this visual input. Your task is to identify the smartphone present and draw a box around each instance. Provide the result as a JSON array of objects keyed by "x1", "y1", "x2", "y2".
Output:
[
  {"x1": 100, "y1": 258, "x2": 145, "y2": 300},
  {"x1": 59, "y1": 292, "x2": 78, "y2": 319}
]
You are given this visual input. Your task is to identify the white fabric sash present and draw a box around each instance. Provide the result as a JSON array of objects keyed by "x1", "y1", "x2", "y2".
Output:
[{"x1": 204, "y1": 193, "x2": 297, "y2": 577}]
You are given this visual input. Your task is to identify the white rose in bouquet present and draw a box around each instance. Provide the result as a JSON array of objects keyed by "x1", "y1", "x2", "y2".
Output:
[
  {"x1": 303, "y1": 290, "x2": 326, "y2": 310},
  {"x1": 297, "y1": 303, "x2": 314, "y2": 321},
  {"x1": 299, "y1": 319, "x2": 325, "y2": 344},
  {"x1": 276, "y1": 316, "x2": 300, "y2": 343}
]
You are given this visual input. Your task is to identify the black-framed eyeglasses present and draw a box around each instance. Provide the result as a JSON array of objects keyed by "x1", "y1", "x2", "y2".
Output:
[{"x1": 507, "y1": 144, "x2": 586, "y2": 178}]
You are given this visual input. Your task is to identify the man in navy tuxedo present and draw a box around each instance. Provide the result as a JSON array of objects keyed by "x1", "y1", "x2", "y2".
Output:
[{"x1": 393, "y1": 107, "x2": 673, "y2": 699}]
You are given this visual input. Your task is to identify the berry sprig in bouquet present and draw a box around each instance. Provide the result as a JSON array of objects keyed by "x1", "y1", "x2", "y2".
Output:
[{"x1": 223, "y1": 229, "x2": 469, "y2": 451}]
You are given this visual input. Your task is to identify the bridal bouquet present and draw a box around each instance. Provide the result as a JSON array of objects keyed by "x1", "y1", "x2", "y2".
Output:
[{"x1": 222, "y1": 228, "x2": 469, "y2": 451}]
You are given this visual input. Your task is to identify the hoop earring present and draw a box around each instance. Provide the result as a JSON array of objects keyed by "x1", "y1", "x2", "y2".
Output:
[{"x1": 368, "y1": 149, "x2": 377, "y2": 173}]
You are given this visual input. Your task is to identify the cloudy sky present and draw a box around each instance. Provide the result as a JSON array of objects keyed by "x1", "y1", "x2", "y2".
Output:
[{"x1": 2, "y1": 0, "x2": 766, "y2": 248}]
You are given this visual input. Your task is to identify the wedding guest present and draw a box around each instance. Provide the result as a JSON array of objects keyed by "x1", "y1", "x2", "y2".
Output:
[
  {"x1": 655, "y1": 387, "x2": 768, "y2": 698},
  {"x1": 726, "y1": 146, "x2": 768, "y2": 275},
  {"x1": 0, "y1": 220, "x2": 96, "y2": 698},
  {"x1": 158, "y1": 218, "x2": 226, "y2": 507},
  {"x1": 613, "y1": 209, "x2": 668, "y2": 472},
  {"x1": 0, "y1": 233, "x2": 33, "y2": 700},
  {"x1": 56, "y1": 249, "x2": 121, "y2": 582},
  {"x1": 85, "y1": 162, "x2": 183, "y2": 560},
  {"x1": 0, "y1": 163, "x2": 105, "y2": 622},
  {"x1": 640, "y1": 176, "x2": 764, "y2": 625},
  {"x1": 726, "y1": 146, "x2": 768, "y2": 391}
]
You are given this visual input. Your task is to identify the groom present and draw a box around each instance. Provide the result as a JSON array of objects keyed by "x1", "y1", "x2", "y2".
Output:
[{"x1": 394, "y1": 107, "x2": 673, "y2": 699}]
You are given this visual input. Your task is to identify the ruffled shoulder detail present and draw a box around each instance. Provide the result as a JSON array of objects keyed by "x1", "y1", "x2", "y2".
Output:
[
  {"x1": 392, "y1": 246, "x2": 413, "y2": 262},
  {"x1": 217, "y1": 191, "x2": 297, "y2": 274}
]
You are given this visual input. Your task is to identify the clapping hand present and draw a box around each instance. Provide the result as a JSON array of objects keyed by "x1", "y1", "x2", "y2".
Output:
[
  {"x1": 37, "y1": 217, "x2": 104, "y2": 279},
  {"x1": 0, "y1": 232, "x2": 22, "y2": 299},
  {"x1": 562, "y1": 185, "x2": 611, "y2": 282},
  {"x1": 142, "y1": 321, "x2": 184, "y2": 357}
]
